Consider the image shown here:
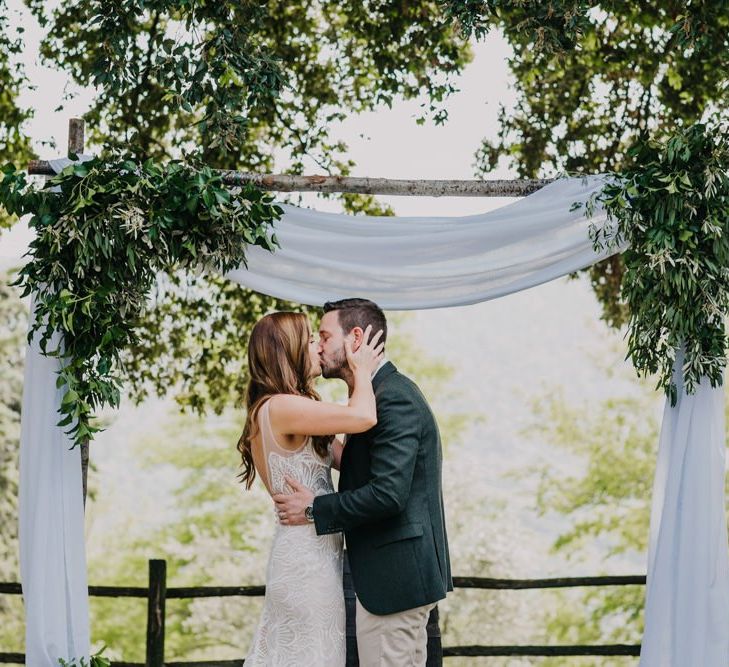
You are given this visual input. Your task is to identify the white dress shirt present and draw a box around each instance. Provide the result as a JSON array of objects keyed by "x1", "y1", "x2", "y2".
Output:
[{"x1": 371, "y1": 357, "x2": 388, "y2": 380}]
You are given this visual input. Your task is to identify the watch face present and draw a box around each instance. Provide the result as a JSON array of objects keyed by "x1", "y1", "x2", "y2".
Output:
[{"x1": 305, "y1": 505, "x2": 314, "y2": 521}]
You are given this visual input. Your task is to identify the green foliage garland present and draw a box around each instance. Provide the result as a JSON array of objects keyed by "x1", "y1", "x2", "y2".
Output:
[
  {"x1": 586, "y1": 122, "x2": 729, "y2": 403},
  {"x1": 0, "y1": 157, "x2": 282, "y2": 448}
]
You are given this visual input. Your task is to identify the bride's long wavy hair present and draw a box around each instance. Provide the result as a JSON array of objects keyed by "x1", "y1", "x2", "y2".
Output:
[{"x1": 237, "y1": 312, "x2": 333, "y2": 489}]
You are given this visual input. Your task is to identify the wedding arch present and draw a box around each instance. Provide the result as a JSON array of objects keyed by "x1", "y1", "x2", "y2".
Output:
[{"x1": 6, "y1": 118, "x2": 729, "y2": 667}]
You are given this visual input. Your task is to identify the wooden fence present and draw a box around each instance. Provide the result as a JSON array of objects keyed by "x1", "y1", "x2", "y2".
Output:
[{"x1": 0, "y1": 558, "x2": 645, "y2": 665}]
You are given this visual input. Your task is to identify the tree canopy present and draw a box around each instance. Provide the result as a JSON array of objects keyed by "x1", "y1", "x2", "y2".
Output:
[
  {"x1": 446, "y1": 1, "x2": 729, "y2": 326},
  {"x1": 25, "y1": 0, "x2": 470, "y2": 169},
  {"x1": 1, "y1": 0, "x2": 473, "y2": 417},
  {"x1": 0, "y1": 1, "x2": 34, "y2": 229}
]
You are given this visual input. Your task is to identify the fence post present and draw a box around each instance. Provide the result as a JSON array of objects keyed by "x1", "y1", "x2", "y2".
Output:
[
  {"x1": 426, "y1": 605, "x2": 443, "y2": 666},
  {"x1": 146, "y1": 559, "x2": 166, "y2": 667}
]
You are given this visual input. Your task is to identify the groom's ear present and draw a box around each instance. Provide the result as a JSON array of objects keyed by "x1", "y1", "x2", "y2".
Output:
[{"x1": 350, "y1": 326, "x2": 364, "y2": 350}]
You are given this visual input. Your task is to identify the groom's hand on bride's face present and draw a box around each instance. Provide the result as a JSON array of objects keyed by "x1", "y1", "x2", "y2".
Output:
[{"x1": 272, "y1": 477, "x2": 315, "y2": 526}]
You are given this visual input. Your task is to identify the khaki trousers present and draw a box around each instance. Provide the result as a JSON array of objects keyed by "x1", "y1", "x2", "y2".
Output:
[{"x1": 355, "y1": 598, "x2": 436, "y2": 666}]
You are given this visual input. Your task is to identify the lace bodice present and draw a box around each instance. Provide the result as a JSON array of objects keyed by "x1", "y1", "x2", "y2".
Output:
[
  {"x1": 258, "y1": 398, "x2": 335, "y2": 499},
  {"x1": 268, "y1": 446, "x2": 335, "y2": 496}
]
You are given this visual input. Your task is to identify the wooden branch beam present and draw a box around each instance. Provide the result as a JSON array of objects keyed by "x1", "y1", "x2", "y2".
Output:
[
  {"x1": 28, "y1": 117, "x2": 555, "y2": 196},
  {"x1": 27, "y1": 160, "x2": 552, "y2": 197},
  {"x1": 27, "y1": 160, "x2": 55, "y2": 174},
  {"x1": 218, "y1": 172, "x2": 553, "y2": 197}
]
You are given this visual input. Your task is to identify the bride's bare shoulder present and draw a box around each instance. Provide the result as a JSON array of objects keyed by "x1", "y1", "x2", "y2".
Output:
[
  {"x1": 267, "y1": 393, "x2": 314, "y2": 408},
  {"x1": 267, "y1": 393, "x2": 317, "y2": 420}
]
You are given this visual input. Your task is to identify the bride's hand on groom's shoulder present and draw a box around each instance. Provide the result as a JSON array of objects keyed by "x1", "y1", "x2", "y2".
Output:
[
  {"x1": 346, "y1": 324, "x2": 384, "y2": 376},
  {"x1": 272, "y1": 477, "x2": 315, "y2": 526}
]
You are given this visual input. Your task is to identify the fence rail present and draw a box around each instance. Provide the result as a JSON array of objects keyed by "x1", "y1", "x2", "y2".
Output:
[{"x1": 0, "y1": 559, "x2": 645, "y2": 665}]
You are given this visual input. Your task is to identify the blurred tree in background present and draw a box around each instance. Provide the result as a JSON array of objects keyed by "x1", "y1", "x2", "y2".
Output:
[
  {"x1": 0, "y1": 275, "x2": 27, "y2": 648},
  {"x1": 445, "y1": 1, "x2": 729, "y2": 327}
]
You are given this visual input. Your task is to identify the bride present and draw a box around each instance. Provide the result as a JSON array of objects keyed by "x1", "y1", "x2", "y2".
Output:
[{"x1": 237, "y1": 311, "x2": 384, "y2": 666}]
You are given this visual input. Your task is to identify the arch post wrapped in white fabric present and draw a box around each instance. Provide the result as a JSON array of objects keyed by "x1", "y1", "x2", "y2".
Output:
[
  {"x1": 19, "y1": 167, "x2": 729, "y2": 665},
  {"x1": 19, "y1": 300, "x2": 90, "y2": 665}
]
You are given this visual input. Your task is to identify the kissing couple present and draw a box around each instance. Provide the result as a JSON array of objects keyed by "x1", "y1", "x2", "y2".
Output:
[{"x1": 238, "y1": 298, "x2": 452, "y2": 666}]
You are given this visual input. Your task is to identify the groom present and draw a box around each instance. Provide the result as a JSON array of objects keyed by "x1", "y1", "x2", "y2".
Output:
[{"x1": 274, "y1": 297, "x2": 452, "y2": 665}]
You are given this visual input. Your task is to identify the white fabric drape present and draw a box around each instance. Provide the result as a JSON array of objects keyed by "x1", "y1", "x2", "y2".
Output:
[
  {"x1": 225, "y1": 175, "x2": 617, "y2": 308},
  {"x1": 19, "y1": 163, "x2": 728, "y2": 665},
  {"x1": 640, "y1": 348, "x2": 729, "y2": 665},
  {"x1": 19, "y1": 299, "x2": 90, "y2": 666}
]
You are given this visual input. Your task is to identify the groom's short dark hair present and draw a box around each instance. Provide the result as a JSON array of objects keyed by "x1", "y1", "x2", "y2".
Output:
[{"x1": 323, "y1": 298, "x2": 387, "y2": 344}]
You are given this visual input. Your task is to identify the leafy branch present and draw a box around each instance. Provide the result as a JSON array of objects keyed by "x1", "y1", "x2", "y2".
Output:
[
  {"x1": 440, "y1": 0, "x2": 594, "y2": 52},
  {"x1": 0, "y1": 156, "x2": 282, "y2": 447},
  {"x1": 86, "y1": 0, "x2": 286, "y2": 158},
  {"x1": 583, "y1": 122, "x2": 729, "y2": 403}
]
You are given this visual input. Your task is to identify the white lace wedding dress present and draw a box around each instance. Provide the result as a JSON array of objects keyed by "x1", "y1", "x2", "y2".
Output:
[{"x1": 245, "y1": 399, "x2": 345, "y2": 666}]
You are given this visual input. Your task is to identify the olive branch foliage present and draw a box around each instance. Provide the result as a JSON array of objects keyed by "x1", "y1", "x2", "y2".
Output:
[
  {"x1": 0, "y1": 0, "x2": 292, "y2": 449},
  {"x1": 579, "y1": 122, "x2": 729, "y2": 404},
  {"x1": 0, "y1": 157, "x2": 281, "y2": 447}
]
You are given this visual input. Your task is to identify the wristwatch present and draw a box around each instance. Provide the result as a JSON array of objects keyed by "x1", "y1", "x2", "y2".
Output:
[{"x1": 304, "y1": 504, "x2": 315, "y2": 523}]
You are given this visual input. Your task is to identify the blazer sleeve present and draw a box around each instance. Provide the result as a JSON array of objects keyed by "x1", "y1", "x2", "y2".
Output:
[{"x1": 312, "y1": 387, "x2": 419, "y2": 535}]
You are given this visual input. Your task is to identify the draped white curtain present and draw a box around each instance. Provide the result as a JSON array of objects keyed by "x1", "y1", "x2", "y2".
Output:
[
  {"x1": 225, "y1": 175, "x2": 618, "y2": 309},
  {"x1": 19, "y1": 166, "x2": 728, "y2": 665},
  {"x1": 19, "y1": 299, "x2": 90, "y2": 666},
  {"x1": 641, "y1": 348, "x2": 729, "y2": 664}
]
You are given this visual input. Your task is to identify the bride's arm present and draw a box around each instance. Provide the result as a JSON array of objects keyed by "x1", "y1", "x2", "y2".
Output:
[
  {"x1": 269, "y1": 367, "x2": 376, "y2": 436},
  {"x1": 270, "y1": 325, "x2": 384, "y2": 437}
]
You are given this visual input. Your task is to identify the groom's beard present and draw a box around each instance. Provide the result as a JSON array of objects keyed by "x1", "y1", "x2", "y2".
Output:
[{"x1": 321, "y1": 347, "x2": 347, "y2": 379}]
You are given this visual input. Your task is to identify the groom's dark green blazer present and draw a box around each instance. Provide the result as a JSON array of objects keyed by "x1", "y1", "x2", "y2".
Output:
[{"x1": 313, "y1": 361, "x2": 452, "y2": 615}]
